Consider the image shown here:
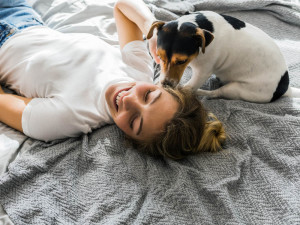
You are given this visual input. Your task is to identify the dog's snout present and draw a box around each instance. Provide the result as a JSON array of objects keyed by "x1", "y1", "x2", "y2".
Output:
[{"x1": 161, "y1": 78, "x2": 179, "y2": 87}]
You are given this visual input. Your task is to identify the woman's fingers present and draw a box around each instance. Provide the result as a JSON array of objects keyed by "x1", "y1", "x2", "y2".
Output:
[{"x1": 149, "y1": 35, "x2": 160, "y2": 64}]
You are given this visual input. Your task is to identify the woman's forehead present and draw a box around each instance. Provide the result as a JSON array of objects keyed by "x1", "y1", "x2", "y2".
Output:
[{"x1": 138, "y1": 88, "x2": 179, "y2": 140}]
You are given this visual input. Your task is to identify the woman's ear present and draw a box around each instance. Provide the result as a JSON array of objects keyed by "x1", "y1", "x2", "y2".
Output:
[
  {"x1": 194, "y1": 28, "x2": 214, "y2": 54},
  {"x1": 147, "y1": 21, "x2": 165, "y2": 39}
]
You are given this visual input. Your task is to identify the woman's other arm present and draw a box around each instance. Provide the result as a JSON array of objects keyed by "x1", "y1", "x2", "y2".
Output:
[
  {"x1": 114, "y1": 0, "x2": 155, "y2": 48},
  {"x1": 0, "y1": 89, "x2": 32, "y2": 132},
  {"x1": 114, "y1": 0, "x2": 159, "y2": 63},
  {"x1": 114, "y1": 0, "x2": 154, "y2": 48}
]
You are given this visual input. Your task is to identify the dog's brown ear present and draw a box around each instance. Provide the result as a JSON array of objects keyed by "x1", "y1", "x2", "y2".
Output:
[
  {"x1": 147, "y1": 21, "x2": 165, "y2": 39},
  {"x1": 195, "y1": 28, "x2": 214, "y2": 54}
]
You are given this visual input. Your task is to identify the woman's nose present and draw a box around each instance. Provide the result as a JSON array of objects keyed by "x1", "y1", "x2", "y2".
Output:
[{"x1": 123, "y1": 93, "x2": 139, "y2": 111}]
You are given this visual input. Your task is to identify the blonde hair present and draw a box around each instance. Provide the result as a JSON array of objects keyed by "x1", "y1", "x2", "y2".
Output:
[
  {"x1": 198, "y1": 113, "x2": 226, "y2": 152},
  {"x1": 127, "y1": 83, "x2": 226, "y2": 159}
]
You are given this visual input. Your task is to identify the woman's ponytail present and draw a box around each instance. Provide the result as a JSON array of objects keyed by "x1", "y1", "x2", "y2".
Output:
[{"x1": 197, "y1": 113, "x2": 226, "y2": 152}]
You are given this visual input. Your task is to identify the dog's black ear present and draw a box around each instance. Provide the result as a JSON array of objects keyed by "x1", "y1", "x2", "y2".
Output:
[
  {"x1": 204, "y1": 30, "x2": 214, "y2": 47},
  {"x1": 195, "y1": 28, "x2": 214, "y2": 54},
  {"x1": 147, "y1": 21, "x2": 165, "y2": 39}
]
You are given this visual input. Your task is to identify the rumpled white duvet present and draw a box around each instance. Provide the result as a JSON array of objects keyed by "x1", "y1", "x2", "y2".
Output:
[{"x1": 0, "y1": 0, "x2": 300, "y2": 224}]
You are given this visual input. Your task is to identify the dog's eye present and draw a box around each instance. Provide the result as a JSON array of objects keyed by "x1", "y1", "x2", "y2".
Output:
[{"x1": 175, "y1": 60, "x2": 187, "y2": 65}]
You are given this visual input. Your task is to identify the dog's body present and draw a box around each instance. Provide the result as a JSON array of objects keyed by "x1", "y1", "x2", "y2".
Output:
[{"x1": 147, "y1": 11, "x2": 300, "y2": 103}]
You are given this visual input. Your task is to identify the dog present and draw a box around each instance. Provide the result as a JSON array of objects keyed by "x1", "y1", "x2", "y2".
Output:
[{"x1": 147, "y1": 11, "x2": 300, "y2": 103}]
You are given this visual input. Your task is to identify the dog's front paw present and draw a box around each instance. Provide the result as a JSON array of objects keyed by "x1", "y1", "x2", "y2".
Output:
[
  {"x1": 196, "y1": 89, "x2": 210, "y2": 96},
  {"x1": 196, "y1": 88, "x2": 219, "y2": 99}
]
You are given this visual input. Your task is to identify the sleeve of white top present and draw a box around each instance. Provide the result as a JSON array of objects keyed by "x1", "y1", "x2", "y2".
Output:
[
  {"x1": 22, "y1": 98, "x2": 90, "y2": 142},
  {"x1": 121, "y1": 40, "x2": 154, "y2": 81}
]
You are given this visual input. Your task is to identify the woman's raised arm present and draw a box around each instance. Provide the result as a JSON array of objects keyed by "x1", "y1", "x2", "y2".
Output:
[{"x1": 113, "y1": 0, "x2": 158, "y2": 54}]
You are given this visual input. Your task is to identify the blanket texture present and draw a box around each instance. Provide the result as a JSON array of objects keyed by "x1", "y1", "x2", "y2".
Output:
[{"x1": 0, "y1": 0, "x2": 300, "y2": 224}]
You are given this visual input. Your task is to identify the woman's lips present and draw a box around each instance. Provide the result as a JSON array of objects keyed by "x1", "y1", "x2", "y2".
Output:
[{"x1": 113, "y1": 87, "x2": 132, "y2": 112}]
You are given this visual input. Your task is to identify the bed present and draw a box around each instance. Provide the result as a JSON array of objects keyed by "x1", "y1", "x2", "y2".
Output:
[{"x1": 0, "y1": 0, "x2": 300, "y2": 224}]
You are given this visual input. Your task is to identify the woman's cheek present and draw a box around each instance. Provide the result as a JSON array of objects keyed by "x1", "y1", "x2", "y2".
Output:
[{"x1": 114, "y1": 113, "x2": 129, "y2": 133}]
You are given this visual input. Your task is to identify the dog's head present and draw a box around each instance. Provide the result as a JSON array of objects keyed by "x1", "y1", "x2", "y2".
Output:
[{"x1": 147, "y1": 20, "x2": 214, "y2": 85}]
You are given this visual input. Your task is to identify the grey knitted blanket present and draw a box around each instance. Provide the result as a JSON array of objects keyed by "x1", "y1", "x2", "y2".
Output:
[{"x1": 0, "y1": 0, "x2": 300, "y2": 224}]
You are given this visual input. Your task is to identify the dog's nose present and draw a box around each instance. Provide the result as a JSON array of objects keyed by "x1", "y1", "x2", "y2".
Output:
[{"x1": 161, "y1": 78, "x2": 179, "y2": 87}]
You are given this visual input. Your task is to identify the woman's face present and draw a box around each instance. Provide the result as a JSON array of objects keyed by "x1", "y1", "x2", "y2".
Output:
[{"x1": 105, "y1": 81, "x2": 179, "y2": 141}]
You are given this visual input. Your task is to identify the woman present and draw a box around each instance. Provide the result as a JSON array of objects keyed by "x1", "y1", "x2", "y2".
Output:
[{"x1": 0, "y1": 0, "x2": 226, "y2": 159}]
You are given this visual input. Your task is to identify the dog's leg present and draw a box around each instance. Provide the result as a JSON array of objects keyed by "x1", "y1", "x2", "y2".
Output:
[
  {"x1": 184, "y1": 70, "x2": 211, "y2": 92},
  {"x1": 197, "y1": 82, "x2": 269, "y2": 102},
  {"x1": 196, "y1": 88, "x2": 220, "y2": 98},
  {"x1": 196, "y1": 82, "x2": 245, "y2": 100},
  {"x1": 197, "y1": 82, "x2": 244, "y2": 99}
]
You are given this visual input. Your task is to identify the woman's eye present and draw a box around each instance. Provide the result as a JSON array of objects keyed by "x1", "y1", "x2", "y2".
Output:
[
  {"x1": 130, "y1": 116, "x2": 137, "y2": 129},
  {"x1": 145, "y1": 90, "x2": 151, "y2": 102}
]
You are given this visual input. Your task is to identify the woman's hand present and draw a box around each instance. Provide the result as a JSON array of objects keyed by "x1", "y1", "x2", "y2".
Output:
[{"x1": 148, "y1": 29, "x2": 160, "y2": 64}]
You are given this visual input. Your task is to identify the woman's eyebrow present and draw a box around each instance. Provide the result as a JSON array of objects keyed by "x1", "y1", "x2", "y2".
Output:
[
  {"x1": 137, "y1": 91, "x2": 162, "y2": 135},
  {"x1": 150, "y1": 91, "x2": 162, "y2": 105}
]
